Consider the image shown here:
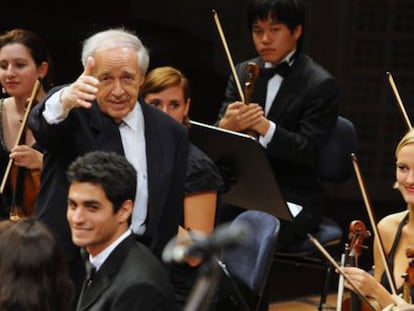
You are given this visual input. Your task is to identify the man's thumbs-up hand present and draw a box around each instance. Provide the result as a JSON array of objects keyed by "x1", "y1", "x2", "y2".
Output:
[{"x1": 60, "y1": 56, "x2": 99, "y2": 110}]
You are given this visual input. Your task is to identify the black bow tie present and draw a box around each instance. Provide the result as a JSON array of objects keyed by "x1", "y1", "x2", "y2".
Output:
[{"x1": 259, "y1": 61, "x2": 291, "y2": 78}]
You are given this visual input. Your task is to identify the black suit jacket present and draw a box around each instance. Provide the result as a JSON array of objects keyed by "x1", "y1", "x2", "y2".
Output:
[
  {"x1": 28, "y1": 86, "x2": 188, "y2": 261},
  {"x1": 77, "y1": 235, "x2": 178, "y2": 311},
  {"x1": 216, "y1": 53, "x2": 340, "y2": 235}
]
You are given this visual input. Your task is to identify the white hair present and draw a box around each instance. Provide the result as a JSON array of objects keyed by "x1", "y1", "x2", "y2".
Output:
[{"x1": 81, "y1": 28, "x2": 149, "y2": 75}]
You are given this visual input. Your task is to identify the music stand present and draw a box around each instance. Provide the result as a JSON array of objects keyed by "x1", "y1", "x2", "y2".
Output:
[{"x1": 189, "y1": 121, "x2": 292, "y2": 221}]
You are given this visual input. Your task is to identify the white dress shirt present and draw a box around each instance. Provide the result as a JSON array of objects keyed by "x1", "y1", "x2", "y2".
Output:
[
  {"x1": 119, "y1": 104, "x2": 148, "y2": 234},
  {"x1": 259, "y1": 49, "x2": 296, "y2": 148},
  {"x1": 90, "y1": 229, "x2": 132, "y2": 271}
]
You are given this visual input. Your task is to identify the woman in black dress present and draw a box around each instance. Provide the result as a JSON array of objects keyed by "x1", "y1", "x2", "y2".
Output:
[{"x1": 141, "y1": 66, "x2": 225, "y2": 309}]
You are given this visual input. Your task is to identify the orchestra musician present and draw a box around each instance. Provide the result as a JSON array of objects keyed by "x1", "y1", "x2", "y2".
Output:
[
  {"x1": 342, "y1": 128, "x2": 414, "y2": 309},
  {"x1": 215, "y1": 0, "x2": 341, "y2": 251},
  {"x1": 0, "y1": 28, "x2": 53, "y2": 219},
  {"x1": 141, "y1": 66, "x2": 225, "y2": 308}
]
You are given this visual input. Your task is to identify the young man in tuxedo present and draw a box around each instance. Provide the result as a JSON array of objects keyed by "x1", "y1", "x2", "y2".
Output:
[
  {"x1": 216, "y1": 0, "x2": 341, "y2": 250},
  {"x1": 67, "y1": 151, "x2": 177, "y2": 311}
]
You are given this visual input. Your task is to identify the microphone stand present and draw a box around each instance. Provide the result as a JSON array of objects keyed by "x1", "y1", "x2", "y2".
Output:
[{"x1": 184, "y1": 255, "x2": 221, "y2": 311}]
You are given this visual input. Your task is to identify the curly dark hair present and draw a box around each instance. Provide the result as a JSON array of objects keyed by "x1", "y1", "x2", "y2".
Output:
[{"x1": 66, "y1": 151, "x2": 137, "y2": 213}]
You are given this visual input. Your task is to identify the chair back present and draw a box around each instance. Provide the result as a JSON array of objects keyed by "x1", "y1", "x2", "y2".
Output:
[
  {"x1": 317, "y1": 116, "x2": 358, "y2": 183},
  {"x1": 220, "y1": 210, "x2": 280, "y2": 296}
]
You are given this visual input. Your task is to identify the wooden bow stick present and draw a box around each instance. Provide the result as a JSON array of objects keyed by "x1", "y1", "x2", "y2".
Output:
[
  {"x1": 351, "y1": 153, "x2": 397, "y2": 295},
  {"x1": 0, "y1": 78, "x2": 42, "y2": 195},
  {"x1": 386, "y1": 72, "x2": 412, "y2": 129},
  {"x1": 212, "y1": 9, "x2": 245, "y2": 103},
  {"x1": 308, "y1": 234, "x2": 377, "y2": 311}
]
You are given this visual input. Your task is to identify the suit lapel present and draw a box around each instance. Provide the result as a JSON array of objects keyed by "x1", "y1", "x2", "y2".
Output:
[
  {"x1": 266, "y1": 75, "x2": 297, "y2": 118},
  {"x1": 77, "y1": 236, "x2": 133, "y2": 311},
  {"x1": 89, "y1": 103, "x2": 125, "y2": 155},
  {"x1": 141, "y1": 103, "x2": 167, "y2": 234},
  {"x1": 266, "y1": 54, "x2": 305, "y2": 119},
  {"x1": 77, "y1": 273, "x2": 111, "y2": 311}
]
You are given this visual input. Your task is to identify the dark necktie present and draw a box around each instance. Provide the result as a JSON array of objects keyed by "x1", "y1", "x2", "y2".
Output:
[
  {"x1": 81, "y1": 248, "x2": 96, "y2": 286},
  {"x1": 85, "y1": 261, "x2": 96, "y2": 287},
  {"x1": 98, "y1": 111, "x2": 125, "y2": 155}
]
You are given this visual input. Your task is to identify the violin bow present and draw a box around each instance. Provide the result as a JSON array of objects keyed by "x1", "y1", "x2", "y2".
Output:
[
  {"x1": 351, "y1": 153, "x2": 397, "y2": 295},
  {"x1": 308, "y1": 234, "x2": 377, "y2": 311},
  {"x1": 336, "y1": 252, "x2": 346, "y2": 311},
  {"x1": 386, "y1": 72, "x2": 412, "y2": 129},
  {"x1": 212, "y1": 9, "x2": 245, "y2": 103},
  {"x1": 0, "y1": 78, "x2": 42, "y2": 195}
]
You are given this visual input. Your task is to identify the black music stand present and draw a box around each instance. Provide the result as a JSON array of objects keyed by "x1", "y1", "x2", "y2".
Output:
[{"x1": 189, "y1": 121, "x2": 292, "y2": 221}]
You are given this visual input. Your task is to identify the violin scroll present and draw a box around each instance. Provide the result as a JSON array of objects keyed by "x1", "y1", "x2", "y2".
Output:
[
  {"x1": 347, "y1": 220, "x2": 371, "y2": 262},
  {"x1": 244, "y1": 62, "x2": 259, "y2": 106},
  {"x1": 243, "y1": 62, "x2": 260, "y2": 139}
]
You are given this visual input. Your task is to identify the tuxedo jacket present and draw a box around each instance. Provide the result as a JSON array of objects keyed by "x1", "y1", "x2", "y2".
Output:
[
  {"x1": 216, "y1": 53, "x2": 340, "y2": 231},
  {"x1": 77, "y1": 235, "x2": 178, "y2": 311},
  {"x1": 29, "y1": 86, "x2": 188, "y2": 261}
]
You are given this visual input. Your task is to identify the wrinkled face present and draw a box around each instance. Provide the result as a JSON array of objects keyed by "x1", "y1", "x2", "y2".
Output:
[
  {"x1": 94, "y1": 47, "x2": 143, "y2": 123},
  {"x1": 144, "y1": 84, "x2": 190, "y2": 124},
  {"x1": 252, "y1": 16, "x2": 301, "y2": 65},
  {"x1": 67, "y1": 182, "x2": 131, "y2": 257},
  {"x1": 396, "y1": 143, "x2": 414, "y2": 206},
  {"x1": 0, "y1": 43, "x2": 45, "y2": 99}
]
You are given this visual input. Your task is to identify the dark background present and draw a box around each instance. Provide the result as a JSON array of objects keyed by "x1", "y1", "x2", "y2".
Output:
[{"x1": 1, "y1": 0, "x2": 413, "y2": 300}]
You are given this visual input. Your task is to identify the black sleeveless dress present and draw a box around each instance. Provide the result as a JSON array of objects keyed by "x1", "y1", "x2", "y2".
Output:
[{"x1": 380, "y1": 212, "x2": 414, "y2": 300}]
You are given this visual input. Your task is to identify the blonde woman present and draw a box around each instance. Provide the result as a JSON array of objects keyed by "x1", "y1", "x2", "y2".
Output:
[{"x1": 343, "y1": 128, "x2": 414, "y2": 309}]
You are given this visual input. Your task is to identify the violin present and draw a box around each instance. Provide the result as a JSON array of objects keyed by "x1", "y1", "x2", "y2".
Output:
[
  {"x1": 340, "y1": 220, "x2": 375, "y2": 311},
  {"x1": 402, "y1": 246, "x2": 414, "y2": 303},
  {"x1": 8, "y1": 142, "x2": 41, "y2": 220},
  {"x1": 244, "y1": 62, "x2": 259, "y2": 102},
  {"x1": 243, "y1": 62, "x2": 259, "y2": 138},
  {"x1": 308, "y1": 234, "x2": 378, "y2": 311},
  {"x1": 0, "y1": 79, "x2": 42, "y2": 220},
  {"x1": 346, "y1": 220, "x2": 370, "y2": 268},
  {"x1": 212, "y1": 10, "x2": 261, "y2": 139},
  {"x1": 352, "y1": 154, "x2": 397, "y2": 295}
]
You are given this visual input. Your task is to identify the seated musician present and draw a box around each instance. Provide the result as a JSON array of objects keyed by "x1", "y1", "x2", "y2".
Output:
[
  {"x1": 140, "y1": 66, "x2": 225, "y2": 309},
  {"x1": 0, "y1": 29, "x2": 53, "y2": 218},
  {"x1": 342, "y1": 128, "x2": 414, "y2": 309},
  {"x1": 214, "y1": 0, "x2": 340, "y2": 252}
]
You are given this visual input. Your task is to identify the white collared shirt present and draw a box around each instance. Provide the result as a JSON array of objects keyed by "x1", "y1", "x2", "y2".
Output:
[
  {"x1": 264, "y1": 49, "x2": 296, "y2": 115},
  {"x1": 119, "y1": 104, "x2": 147, "y2": 234},
  {"x1": 259, "y1": 49, "x2": 296, "y2": 148},
  {"x1": 90, "y1": 230, "x2": 132, "y2": 271}
]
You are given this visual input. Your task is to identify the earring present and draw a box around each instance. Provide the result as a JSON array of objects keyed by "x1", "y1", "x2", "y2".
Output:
[
  {"x1": 393, "y1": 181, "x2": 399, "y2": 189},
  {"x1": 183, "y1": 115, "x2": 190, "y2": 128},
  {"x1": 1, "y1": 87, "x2": 5, "y2": 95}
]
